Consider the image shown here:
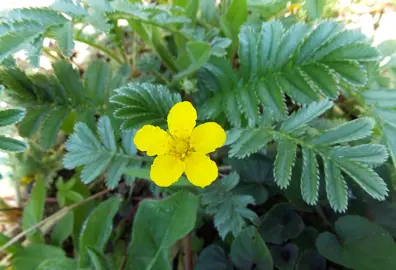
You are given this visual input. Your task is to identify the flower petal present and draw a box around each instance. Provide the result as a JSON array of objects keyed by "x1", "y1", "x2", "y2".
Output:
[
  {"x1": 190, "y1": 122, "x2": 226, "y2": 154},
  {"x1": 150, "y1": 155, "x2": 185, "y2": 187},
  {"x1": 134, "y1": 125, "x2": 170, "y2": 156},
  {"x1": 185, "y1": 152, "x2": 218, "y2": 188},
  {"x1": 167, "y1": 101, "x2": 197, "y2": 139}
]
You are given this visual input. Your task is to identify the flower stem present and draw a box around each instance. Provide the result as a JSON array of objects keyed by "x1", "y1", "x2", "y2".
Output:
[{"x1": 74, "y1": 37, "x2": 123, "y2": 64}]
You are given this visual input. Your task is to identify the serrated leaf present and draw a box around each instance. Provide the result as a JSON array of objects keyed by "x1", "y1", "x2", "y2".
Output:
[
  {"x1": 256, "y1": 80, "x2": 286, "y2": 120},
  {"x1": 0, "y1": 135, "x2": 26, "y2": 152},
  {"x1": 52, "y1": 21, "x2": 74, "y2": 57},
  {"x1": 81, "y1": 154, "x2": 113, "y2": 184},
  {"x1": 274, "y1": 139, "x2": 297, "y2": 189},
  {"x1": 331, "y1": 144, "x2": 388, "y2": 167},
  {"x1": 296, "y1": 21, "x2": 342, "y2": 64},
  {"x1": 40, "y1": 107, "x2": 70, "y2": 149},
  {"x1": 334, "y1": 158, "x2": 388, "y2": 200},
  {"x1": 278, "y1": 70, "x2": 320, "y2": 104},
  {"x1": 202, "y1": 172, "x2": 258, "y2": 239},
  {"x1": 79, "y1": 196, "x2": 121, "y2": 268},
  {"x1": 52, "y1": 61, "x2": 84, "y2": 105},
  {"x1": 326, "y1": 60, "x2": 367, "y2": 86},
  {"x1": 323, "y1": 159, "x2": 348, "y2": 213},
  {"x1": 106, "y1": 157, "x2": 129, "y2": 189},
  {"x1": 97, "y1": 116, "x2": 117, "y2": 152},
  {"x1": 301, "y1": 148, "x2": 319, "y2": 205},
  {"x1": 228, "y1": 128, "x2": 273, "y2": 158},
  {"x1": 383, "y1": 123, "x2": 396, "y2": 168},
  {"x1": 111, "y1": 83, "x2": 181, "y2": 129},
  {"x1": 65, "y1": 117, "x2": 141, "y2": 189},
  {"x1": 84, "y1": 60, "x2": 110, "y2": 103},
  {"x1": 311, "y1": 117, "x2": 374, "y2": 145},
  {"x1": 257, "y1": 21, "x2": 284, "y2": 73},
  {"x1": 301, "y1": 63, "x2": 339, "y2": 98},
  {"x1": 174, "y1": 41, "x2": 211, "y2": 80},
  {"x1": 0, "y1": 29, "x2": 43, "y2": 63},
  {"x1": 274, "y1": 23, "x2": 309, "y2": 70},
  {"x1": 238, "y1": 25, "x2": 258, "y2": 82},
  {"x1": 0, "y1": 108, "x2": 25, "y2": 127},
  {"x1": 126, "y1": 192, "x2": 199, "y2": 270},
  {"x1": 280, "y1": 100, "x2": 333, "y2": 132}
]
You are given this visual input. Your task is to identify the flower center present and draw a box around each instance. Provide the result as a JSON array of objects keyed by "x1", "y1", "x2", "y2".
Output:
[{"x1": 169, "y1": 137, "x2": 191, "y2": 160}]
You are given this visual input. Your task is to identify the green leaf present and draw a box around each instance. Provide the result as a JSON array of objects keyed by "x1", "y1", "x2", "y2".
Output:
[
  {"x1": 79, "y1": 196, "x2": 121, "y2": 268},
  {"x1": 22, "y1": 177, "x2": 45, "y2": 241},
  {"x1": 225, "y1": 0, "x2": 248, "y2": 37},
  {"x1": 98, "y1": 117, "x2": 117, "y2": 152},
  {"x1": 259, "y1": 203, "x2": 305, "y2": 244},
  {"x1": 256, "y1": 80, "x2": 287, "y2": 120},
  {"x1": 51, "y1": 212, "x2": 74, "y2": 246},
  {"x1": 274, "y1": 138, "x2": 297, "y2": 189},
  {"x1": 311, "y1": 117, "x2": 374, "y2": 145},
  {"x1": 84, "y1": 60, "x2": 111, "y2": 103},
  {"x1": 300, "y1": 148, "x2": 319, "y2": 205},
  {"x1": 271, "y1": 243, "x2": 299, "y2": 270},
  {"x1": 280, "y1": 100, "x2": 333, "y2": 132},
  {"x1": 305, "y1": 0, "x2": 326, "y2": 21},
  {"x1": 126, "y1": 191, "x2": 199, "y2": 270},
  {"x1": 87, "y1": 247, "x2": 113, "y2": 270},
  {"x1": 52, "y1": 20, "x2": 74, "y2": 57},
  {"x1": 0, "y1": 232, "x2": 22, "y2": 254},
  {"x1": 230, "y1": 226, "x2": 273, "y2": 270},
  {"x1": 300, "y1": 63, "x2": 339, "y2": 99},
  {"x1": 209, "y1": 20, "x2": 376, "y2": 126},
  {"x1": 0, "y1": 26, "x2": 44, "y2": 63},
  {"x1": 225, "y1": 154, "x2": 274, "y2": 184},
  {"x1": 333, "y1": 158, "x2": 388, "y2": 201},
  {"x1": 202, "y1": 172, "x2": 257, "y2": 239},
  {"x1": 174, "y1": 41, "x2": 211, "y2": 80},
  {"x1": 316, "y1": 215, "x2": 396, "y2": 270},
  {"x1": 228, "y1": 128, "x2": 273, "y2": 158},
  {"x1": 295, "y1": 250, "x2": 326, "y2": 270},
  {"x1": 323, "y1": 159, "x2": 348, "y2": 213},
  {"x1": 36, "y1": 258, "x2": 77, "y2": 270},
  {"x1": 64, "y1": 118, "x2": 140, "y2": 187},
  {"x1": 52, "y1": 61, "x2": 84, "y2": 105},
  {"x1": 40, "y1": 107, "x2": 70, "y2": 149},
  {"x1": 195, "y1": 245, "x2": 233, "y2": 270},
  {"x1": 0, "y1": 135, "x2": 26, "y2": 152},
  {"x1": 331, "y1": 144, "x2": 389, "y2": 167},
  {"x1": 111, "y1": 83, "x2": 181, "y2": 129},
  {"x1": 11, "y1": 244, "x2": 66, "y2": 270},
  {"x1": 0, "y1": 108, "x2": 25, "y2": 127},
  {"x1": 238, "y1": 25, "x2": 258, "y2": 82}
]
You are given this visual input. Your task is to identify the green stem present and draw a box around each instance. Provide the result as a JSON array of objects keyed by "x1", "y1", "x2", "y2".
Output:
[
  {"x1": 109, "y1": 13, "x2": 191, "y2": 41},
  {"x1": 74, "y1": 37, "x2": 123, "y2": 64},
  {"x1": 42, "y1": 48, "x2": 61, "y2": 62},
  {"x1": 112, "y1": 20, "x2": 128, "y2": 62}
]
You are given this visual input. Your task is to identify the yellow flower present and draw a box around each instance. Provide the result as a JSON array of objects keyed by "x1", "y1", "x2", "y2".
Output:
[
  {"x1": 134, "y1": 101, "x2": 226, "y2": 188},
  {"x1": 20, "y1": 175, "x2": 35, "y2": 186},
  {"x1": 288, "y1": 3, "x2": 301, "y2": 13}
]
